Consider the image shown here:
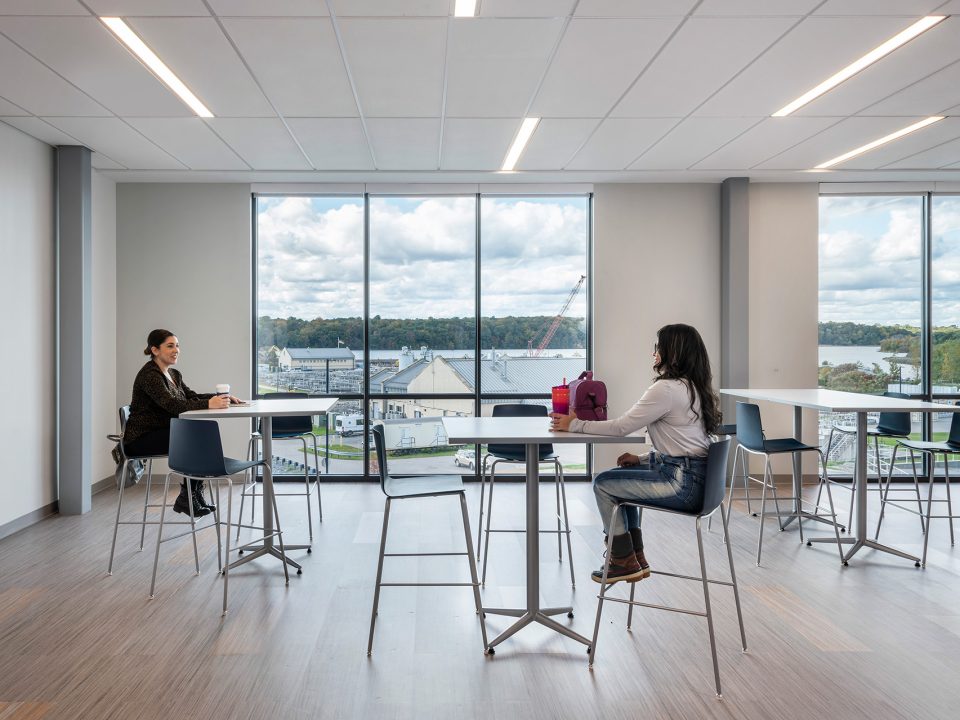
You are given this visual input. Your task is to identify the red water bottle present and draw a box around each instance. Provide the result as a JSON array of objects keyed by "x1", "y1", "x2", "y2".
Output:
[{"x1": 552, "y1": 377, "x2": 569, "y2": 415}]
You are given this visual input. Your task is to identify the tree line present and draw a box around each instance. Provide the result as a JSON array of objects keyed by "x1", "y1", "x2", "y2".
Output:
[{"x1": 258, "y1": 315, "x2": 586, "y2": 351}]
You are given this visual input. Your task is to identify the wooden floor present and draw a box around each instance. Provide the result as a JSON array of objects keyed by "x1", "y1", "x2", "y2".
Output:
[{"x1": 1, "y1": 478, "x2": 958, "y2": 720}]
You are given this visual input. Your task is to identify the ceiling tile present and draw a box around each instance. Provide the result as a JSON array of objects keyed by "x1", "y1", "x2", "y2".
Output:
[
  {"x1": 754, "y1": 116, "x2": 923, "y2": 169},
  {"x1": 41, "y1": 116, "x2": 186, "y2": 168},
  {"x1": 937, "y1": 0, "x2": 960, "y2": 12},
  {"x1": 329, "y1": 0, "x2": 450, "y2": 15},
  {"x1": 221, "y1": 18, "x2": 357, "y2": 117},
  {"x1": 0, "y1": 96, "x2": 27, "y2": 115},
  {"x1": 799, "y1": 16, "x2": 960, "y2": 116},
  {"x1": 339, "y1": 18, "x2": 446, "y2": 117},
  {"x1": 863, "y1": 59, "x2": 960, "y2": 117},
  {"x1": 479, "y1": 0, "x2": 577, "y2": 17},
  {"x1": 851, "y1": 118, "x2": 960, "y2": 168},
  {"x1": 91, "y1": 154, "x2": 126, "y2": 170},
  {"x1": 695, "y1": 16, "x2": 912, "y2": 116},
  {"x1": 613, "y1": 17, "x2": 794, "y2": 117},
  {"x1": 125, "y1": 118, "x2": 249, "y2": 169},
  {"x1": 366, "y1": 118, "x2": 440, "y2": 170},
  {"x1": 0, "y1": 17, "x2": 191, "y2": 116},
  {"x1": 128, "y1": 17, "x2": 274, "y2": 118},
  {"x1": 206, "y1": 117, "x2": 311, "y2": 169},
  {"x1": 0, "y1": 34, "x2": 110, "y2": 116},
  {"x1": 813, "y1": 1, "x2": 945, "y2": 15},
  {"x1": 85, "y1": 1, "x2": 210, "y2": 15},
  {"x1": 574, "y1": 0, "x2": 697, "y2": 16},
  {"x1": 445, "y1": 18, "x2": 563, "y2": 118},
  {"x1": 531, "y1": 18, "x2": 680, "y2": 117},
  {"x1": 515, "y1": 118, "x2": 600, "y2": 169},
  {"x1": 692, "y1": 116, "x2": 837, "y2": 169},
  {"x1": 207, "y1": 0, "x2": 329, "y2": 15},
  {"x1": 0, "y1": 1, "x2": 86, "y2": 15},
  {"x1": 630, "y1": 117, "x2": 758, "y2": 169},
  {"x1": 565, "y1": 118, "x2": 676, "y2": 169},
  {"x1": 441, "y1": 118, "x2": 518, "y2": 169},
  {"x1": 898, "y1": 137, "x2": 960, "y2": 168},
  {"x1": 286, "y1": 118, "x2": 375, "y2": 170},
  {"x1": 1, "y1": 116, "x2": 84, "y2": 146},
  {"x1": 694, "y1": 0, "x2": 820, "y2": 14}
]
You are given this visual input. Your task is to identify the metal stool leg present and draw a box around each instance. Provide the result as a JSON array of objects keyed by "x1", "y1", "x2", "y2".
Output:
[
  {"x1": 310, "y1": 433, "x2": 323, "y2": 522},
  {"x1": 237, "y1": 435, "x2": 256, "y2": 542},
  {"x1": 476, "y1": 454, "x2": 488, "y2": 556},
  {"x1": 921, "y1": 451, "x2": 936, "y2": 567},
  {"x1": 720, "y1": 503, "x2": 747, "y2": 652},
  {"x1": 184, "y1": 476, "x2": 201, "y2": 575},
  {"x1": 480, "y1": 461, "x2": 498, "y2": 586},
  {"x1": 589, "y1": 512, "x2": 619, "y2": 666},
  {"x1": 554, "y1": 462, "x2": 563, "y2": 561},
  {"x1": 107, "y1": 462, "x2": 128, "y2": 575},
  {"x1": 696, "y1": 516, "x2": 722, "y2": 698},
  {"x1": 212, "y1": 479, "x2": 223, "y2": 573},
  {"x1": 557, "y1": 461, "x2": 576, "y2": 589},
  {"x1": 946, "y1": 459, "x2": 955, "y2": 546},
  {"x1": 298, "y1": 435, "x2": 313, "y2": 545},
  {"x1": 367, "y1": 497, "x2": 392, "y2": 655},
  {"x1": 817, "y1": 451, "x2": 845, "y2": 564},
  {"x1": 149, "y1": 473, "x2": 173, "y2": 599},
  {"x1": 757, "y1": 458, "x2": 771, "y2": 566},
  {"x1": 875, "y1": 443, "x2": 899, "y2": 539},
  {"x1": 459, "y1": 493, "x2": 489, "y2": 650},
  {"x1": 222, "y1": 478, "x2": 233, "y2": 615},
  {"x1": 139, "y1": 459, "x2": 155, "y2": 550}
]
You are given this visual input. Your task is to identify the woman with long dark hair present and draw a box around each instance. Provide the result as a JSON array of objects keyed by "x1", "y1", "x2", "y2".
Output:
[
  {"x1": 550, "y1": 323, "x2": 720, "y2": 583},
  {"x1": 125, "y1": 329, "x2": 242, "y2": 517}
]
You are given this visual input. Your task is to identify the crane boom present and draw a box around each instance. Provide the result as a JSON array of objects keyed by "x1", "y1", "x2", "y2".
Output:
[{"x1": 534, "y1": 275, "x2": 586, "y2": 357}]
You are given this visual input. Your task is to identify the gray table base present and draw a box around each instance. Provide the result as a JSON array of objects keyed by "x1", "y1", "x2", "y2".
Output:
[{"x1": 482, "y1": 444, "x2": 590, "y2": 653}]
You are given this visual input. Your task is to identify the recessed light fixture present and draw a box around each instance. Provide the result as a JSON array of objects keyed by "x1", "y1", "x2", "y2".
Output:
[
  {"x1": 454, "y1": 0, "x2": 478, "y2": 17},
  {"x1": 100, "y1": 17, "x2": 213, "y2": 118},
  {"x1": 813, "y1": 116, "x2": 945, "y2": 169},
  {"x1": 501, "y1": 117, "x2": 540, "y2": 172},
  {"x1": 773, "y1": 15, "x2": 946, "y2": 117}
]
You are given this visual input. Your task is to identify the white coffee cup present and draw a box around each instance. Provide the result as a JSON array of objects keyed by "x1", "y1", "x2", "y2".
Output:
[{"x1": 215, "y1": 383, "x2": 230, "y2": 396}]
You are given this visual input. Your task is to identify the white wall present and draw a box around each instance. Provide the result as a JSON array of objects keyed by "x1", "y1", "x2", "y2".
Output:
[
  {"x1": 592, "y1": 183, "x2": 722, "y2": 469},
  {"x1": 92, "y1": 170, "x2": 117, "y2": 485},
  {"x1": 0, "y1": 123, "x2": 56, "y2": 529},
  {"x1": 116, "y1": 184, "x2": 252, "y2": 462},
  {"x1": 748, "y1": 182, "x2": 820, "y2": 473}
]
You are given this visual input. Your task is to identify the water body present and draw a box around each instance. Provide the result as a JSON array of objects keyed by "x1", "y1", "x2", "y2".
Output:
[
  {"x1": 362, "y1": 348, "x2": 585, "y2": 361},
  {"x1": 819, "y1": 345, "x2": 908, "y2": 369}
]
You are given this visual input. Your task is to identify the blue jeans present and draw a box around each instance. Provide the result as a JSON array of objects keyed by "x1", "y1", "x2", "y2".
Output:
[{"x1": 593, "y1": 452, "x2": 707, "y2": 536}]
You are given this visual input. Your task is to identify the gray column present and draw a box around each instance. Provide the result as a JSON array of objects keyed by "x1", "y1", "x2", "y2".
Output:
[
  {"x1": 721, "y1": 177, "x2": 749, "y2": 423},
  {"x1": 57, "y1": 146, "x2": 93, "y2": 515}
]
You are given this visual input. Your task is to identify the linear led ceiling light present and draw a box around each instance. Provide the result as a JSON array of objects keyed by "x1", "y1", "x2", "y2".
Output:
[
  {"x1": 100, "y1": 17, "x2": 213, "y2": 118},
  {"x1": 454, "y1": 0, "x2": 478, "y2": 17},
  {"x1": 814, "y1": 116, "x2": 945, "y2": 169},
  {"x1": 501, "y1": 117, "x2": 540, "y2": 171},
  {"x1": 773, "y1": 15, "x2": 946, "y2": 117}
]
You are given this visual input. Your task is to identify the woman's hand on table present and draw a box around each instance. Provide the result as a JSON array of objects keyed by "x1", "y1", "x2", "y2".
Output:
[
  {"x1": 227, "y1": 395, "x2": 246, "y2": 405},
  {"x1": 549, "y1": 410, "x2": 577, "y2": 432},
  {"x1": 208, "y1": 395, "x2": 231, "y2": 409}
]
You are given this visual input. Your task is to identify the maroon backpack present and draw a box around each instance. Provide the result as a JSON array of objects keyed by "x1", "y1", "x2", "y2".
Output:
[{"x1": 568, "y1": 371, "x2": 607, "y2": 421}]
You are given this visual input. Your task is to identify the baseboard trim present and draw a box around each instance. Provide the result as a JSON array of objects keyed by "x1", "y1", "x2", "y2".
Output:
[
  {"x1": 0, "y1": 501, "x2": 59, "y2": 542},
  {"x1": 93, "y1": 474, "x2": 117, "y2": 496}
]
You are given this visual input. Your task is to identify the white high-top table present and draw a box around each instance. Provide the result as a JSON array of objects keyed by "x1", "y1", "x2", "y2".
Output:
[
  {"x1": 183, "y1": 397, "x2": 337, "y2": 573},
  {"x1": 722, "y1": 389, "x2": 959, "y2": 565},
  {"x1": 443, "y1": 416, "x2": 645, "y2": 653}
]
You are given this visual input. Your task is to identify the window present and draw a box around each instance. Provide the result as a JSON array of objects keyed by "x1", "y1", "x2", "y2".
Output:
[
  {"x1": 255, "y1": 192, "x2": 591, "y2": 479},
  {"x1": 818, "y1": 193, "x2": 960, "y2": 479}
]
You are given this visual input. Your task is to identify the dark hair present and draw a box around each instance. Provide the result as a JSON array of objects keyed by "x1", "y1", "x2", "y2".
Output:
[
  {"x1": 144, "y1": 329, "x2": 175, "y2": 357},
  {"x1": 653, "y1": 324, "x2": 721, "y2": 434}
]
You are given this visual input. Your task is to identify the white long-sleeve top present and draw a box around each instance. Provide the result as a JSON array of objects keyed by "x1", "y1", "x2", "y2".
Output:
[{"x1": 569, "y1": 378, "x2": 711, "y2": 458}]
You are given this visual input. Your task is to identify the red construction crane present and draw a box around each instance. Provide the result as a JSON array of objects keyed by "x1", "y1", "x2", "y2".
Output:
[{"x1": 532, "y1": 275, "x2": 586, "y2": 357}]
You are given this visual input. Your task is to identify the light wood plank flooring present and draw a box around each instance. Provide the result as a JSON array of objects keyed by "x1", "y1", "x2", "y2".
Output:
[{"x1": 0, "y1": 479, "x2": 958, "y2": 720}]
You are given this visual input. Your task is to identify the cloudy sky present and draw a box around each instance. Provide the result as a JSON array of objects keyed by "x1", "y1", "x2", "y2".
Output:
[
  {"x1": 257, "y1": 195, "x2": 588, "y2": 321},
  {"x1": 819, "y1": 195, "x2": 960, "y2": 326}
]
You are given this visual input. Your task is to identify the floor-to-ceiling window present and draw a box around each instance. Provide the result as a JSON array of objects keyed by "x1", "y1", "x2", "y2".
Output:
[
  {"x1": 254, "y1": 192, "x2": 591, "y2": 479},
  {"x1": 819, "y1": 193, "x2": 960, "y2": 479}
]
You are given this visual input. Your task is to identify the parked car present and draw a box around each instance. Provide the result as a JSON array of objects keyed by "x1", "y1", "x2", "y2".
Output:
[{"x1": 454, "y1": 448, "x2": 476, "y2": 470}]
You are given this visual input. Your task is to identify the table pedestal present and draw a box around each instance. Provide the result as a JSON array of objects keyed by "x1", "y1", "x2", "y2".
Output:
[{"x1": 482, "y1": 443, "x2": 591, "y2": 652}]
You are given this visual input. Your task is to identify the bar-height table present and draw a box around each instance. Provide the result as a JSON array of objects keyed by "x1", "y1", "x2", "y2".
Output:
[
  {"x1": 443, "y1": 416, "x2": 644, "y2": 653},
  {"x1": 721, "y1": 389, "x2": 958, "y2": 565},
  {"x1": 183, "y1": 397, "x2": 337, "y2": 573}
]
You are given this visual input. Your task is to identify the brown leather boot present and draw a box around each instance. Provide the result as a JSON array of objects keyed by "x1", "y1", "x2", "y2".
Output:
[
  {"x1": 630, "y1": 527, "x2": 651, "y2": 579},
  {"x1": 591, "y1": 533, "x2": 645, "y2": 584}
]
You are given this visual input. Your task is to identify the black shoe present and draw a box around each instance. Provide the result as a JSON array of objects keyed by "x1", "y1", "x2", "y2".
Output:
[
  {"x1": 193, "y1": 480, "x2": 216, "y2": 513},
  {"x1": 173, "y1": 486, "x2": 211, "y2": 517}
]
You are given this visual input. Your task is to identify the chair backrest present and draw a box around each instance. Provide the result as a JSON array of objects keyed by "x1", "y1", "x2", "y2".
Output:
[
  {"x1": 260, "y1": 392, "x2": 313, "y2": 436},
  {"x1": 716, "y1": 423, "x2": 737, "y2": 437},
  {"x1": 168, "y1": 418, "x2": 228, "y2": 477},
  {"x1": 117, "y1": 405, "x2": 132, "y2": 458},
  {"x1": 948, "y1": 402, "x2": 960, "y2": 447},
  {"x1": 876, "y1": 391, "x2": 912, "y2": 436},
  {"x1": 371, "y1": 423, "x2": 389, "y2": 492},
  {"x1": 699, "y1": 438, "x2": 732, "y2": 516},
  {"x1": 735, "y1": 402, "x2": 765, "y2": 452},
  {"x1": 488, "y1": 404, "x2": 553, "y2": 460}
]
